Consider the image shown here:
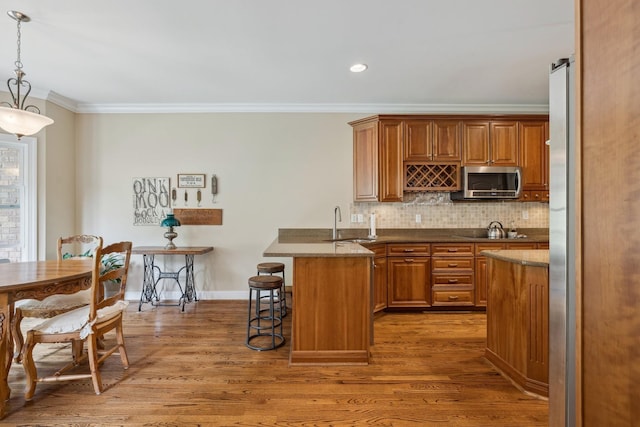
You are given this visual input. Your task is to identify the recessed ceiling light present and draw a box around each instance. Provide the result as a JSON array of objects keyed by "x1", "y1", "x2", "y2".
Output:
[{"x1": 350, "y1": 63, "x2": 368, "y2": 73}]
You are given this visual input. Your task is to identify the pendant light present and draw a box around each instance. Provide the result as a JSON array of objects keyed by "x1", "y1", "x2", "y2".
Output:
[{"x1": 0, "y1": 11, "x2": 54, "y2": 139}]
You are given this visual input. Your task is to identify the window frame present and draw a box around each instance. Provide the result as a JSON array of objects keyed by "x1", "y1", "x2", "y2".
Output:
[{"x1": 0, "y1": 134, "x2": 37, "y2": 261}]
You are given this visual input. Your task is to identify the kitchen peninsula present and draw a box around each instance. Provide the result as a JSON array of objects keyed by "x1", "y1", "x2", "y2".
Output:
[
  {"x1": 264, "y1": 237, "x2": 373, "y2": 365},
  {"x1": 483, "y1": 249, "x2": 549, "y2": 397}
]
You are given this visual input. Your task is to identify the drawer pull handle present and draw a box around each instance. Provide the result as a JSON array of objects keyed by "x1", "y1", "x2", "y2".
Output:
[
  {"x1": 448, "y1": 248, "x2": 458, "y2": 252},
  {"x1": 448, "y1": 295, "x2": 459, "y2": 300},
  {"x1": 448, "y1": 279, "x2": 458, "y2": 283},
  {"x1": 448, "y1": 263, "x2": 458, "y2": 267},
  {"x1": 403, "y1": 249, "x2": 415, "y2": 252},
  {"x1": 404, "y1": 258, "x2": 414, "y2": 263}
]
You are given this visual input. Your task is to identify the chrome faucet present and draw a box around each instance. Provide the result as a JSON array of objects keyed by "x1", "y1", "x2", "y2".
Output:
[{"x1": 333, "y1": 206, "x2": 342, "y2": 240}]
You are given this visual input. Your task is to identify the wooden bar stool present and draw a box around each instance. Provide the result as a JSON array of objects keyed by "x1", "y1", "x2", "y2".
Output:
[
  {"x1": 246, "y1": 275, "x2": 285, "y2": 351},
  {"x1": 257, "y1": 262, "x2": 287, "y2": 317}
]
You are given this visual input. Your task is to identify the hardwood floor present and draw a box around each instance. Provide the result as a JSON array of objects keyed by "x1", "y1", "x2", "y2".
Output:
[{"x1": 5, "y1": 301, "x2": 548, "y2": 426}]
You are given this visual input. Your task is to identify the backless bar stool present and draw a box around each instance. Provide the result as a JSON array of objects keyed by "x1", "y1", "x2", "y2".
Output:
[
  {"x1": 257, "y1": 262, "x2": 287, "y2": 317},
  {"x1": 246, "y1": 275, "x2": 285, "y2": 351}
]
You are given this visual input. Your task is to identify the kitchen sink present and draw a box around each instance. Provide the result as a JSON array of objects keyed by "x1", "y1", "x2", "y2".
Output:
[{"x1": 324, "y1": 237, "x2": 377, "y2": 243}]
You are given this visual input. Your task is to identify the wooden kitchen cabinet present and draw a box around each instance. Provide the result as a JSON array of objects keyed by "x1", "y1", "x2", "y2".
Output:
[
  {"x1": 519, "y1": 120, "x2": 550, "y2": 202},
  {"x1": 462, "y1": 120, "x2": 518, "y2": 166},
  {"x1": 351, "y1": 117, "x2": 403, "y2": 202},
  {"x1": 403, "y1": 120, "x2": 432, "y2": 161},
  {"x1": 378, "y1": 121, "x2": 404, "y2": 202},
  {"x1": 404, "y1": 119, "x2": 461, "y2": 162},
  {"x1": 352, "y1": 120, "x2": 378, "y2": 201},
  {"x1": 490, "y1": 121, "x2": 519, "y2": 166},
  {"x1": 462, "y1": 121, "x2": 490, "y2": 165},
  {"x1": 351, "y1": 114, "x2": 548, "y2": 202},
  {"x1": 387, "y1": 243, "x2": 431, "y2": 308},
  {"x1": 368, "y1": 244, "x2": 388, "y2": 313},
  {"x1": 431, "y1": 243, "x2": 474, "y2": 307},
  {"x1": 433, "y1": 120, "x2": 462, "y2": 161}
]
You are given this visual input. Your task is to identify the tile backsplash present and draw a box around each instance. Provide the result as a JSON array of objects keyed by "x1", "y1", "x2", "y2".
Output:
[{"x1": 350, "y1": 193, "x2": 548, "y2": 230}]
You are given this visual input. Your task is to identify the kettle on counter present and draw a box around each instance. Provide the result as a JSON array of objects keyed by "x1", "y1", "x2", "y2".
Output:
[{"x1": 487, "y1": 221, "x2": 507, "y2": 239}]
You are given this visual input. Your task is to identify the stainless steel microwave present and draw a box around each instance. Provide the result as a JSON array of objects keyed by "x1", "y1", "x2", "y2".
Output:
[{"x1": 451, "y1": 166, "x2": 522, "y2": 200}]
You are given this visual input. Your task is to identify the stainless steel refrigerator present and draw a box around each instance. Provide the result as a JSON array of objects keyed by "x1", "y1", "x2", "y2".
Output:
[{"x1": 548, "y1": 56, "x2": 576, "y2": 427}]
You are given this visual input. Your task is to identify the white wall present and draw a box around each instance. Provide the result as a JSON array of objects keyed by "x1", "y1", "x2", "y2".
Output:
[
  {"x1": 42, "y1": 100, "x2": 77, "y2": 259},
  {"x1": 75, "y1": 112, "x2": 362, "y2": 299}
]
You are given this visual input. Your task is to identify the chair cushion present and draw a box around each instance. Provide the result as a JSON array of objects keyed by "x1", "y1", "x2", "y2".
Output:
[
  {"x1": 30, "y1": 300, "x2": 129, "y2": 339},
  {"x1": 16, "y1": 290, "x2": 91, "y2": 318}
]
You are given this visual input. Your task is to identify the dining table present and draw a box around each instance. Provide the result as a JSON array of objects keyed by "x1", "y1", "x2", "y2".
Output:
[{"x1": 0, "y1": 259, "x2": 93, "y2": 418}]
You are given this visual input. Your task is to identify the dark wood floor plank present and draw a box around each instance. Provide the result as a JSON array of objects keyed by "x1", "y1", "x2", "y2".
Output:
[{"x1": 5, "y1": 300, "x2": 548, "y2": 425}]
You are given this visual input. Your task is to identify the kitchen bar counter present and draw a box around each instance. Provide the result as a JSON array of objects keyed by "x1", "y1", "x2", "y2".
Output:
[
  {"x1": 263, "y1": 239, "x2": 373, "y2": 258},
  {"x1": 264, "y1": 237, "x2": 373, "y2": 365}
]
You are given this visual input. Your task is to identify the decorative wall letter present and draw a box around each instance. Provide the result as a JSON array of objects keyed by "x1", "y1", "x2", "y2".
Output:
[{"x1": 132, "y1": 177, "x2": 171, "y2": 226}]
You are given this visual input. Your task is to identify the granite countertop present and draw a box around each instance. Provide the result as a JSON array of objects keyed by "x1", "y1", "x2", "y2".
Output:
[
  {"x1": 276, "y1": 228, "x2": 549, "y2": 244},
  {"x1": 263, "y1": 227, "x2": 549, "y2": 258},
  {"x1": 263, "y1": 239, "x2": 374, "y2": 258},
  {"x1": 480, "y1": 249, "x2": 549, "y2": 267}
]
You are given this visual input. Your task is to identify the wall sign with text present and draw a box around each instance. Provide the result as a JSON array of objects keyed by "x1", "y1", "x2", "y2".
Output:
[{"x1": 177, "y1": 174, "x2": 206, "y2": 188}]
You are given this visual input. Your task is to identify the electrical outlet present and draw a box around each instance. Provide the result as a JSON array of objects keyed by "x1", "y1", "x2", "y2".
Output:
[
  {"x1": 350, "y1": 214, "x2": 357, "y2": 223},
  {"x1": 522, "y1": 209, "x2": 529, "y2": 220},
  {"x1": 357, "y1": 214, "x2": 364, "y2": 223},
  {"x1": 415, "y1": 214, "x2": 422, "y2": 223}
]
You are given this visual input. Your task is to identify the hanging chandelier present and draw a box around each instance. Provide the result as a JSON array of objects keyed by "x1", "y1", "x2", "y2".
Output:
[{"x1": 0, "y1": 11, "x2": 54, "y2": 139}]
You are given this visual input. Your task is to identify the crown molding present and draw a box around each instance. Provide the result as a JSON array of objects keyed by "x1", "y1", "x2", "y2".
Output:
[
  {"x1": 4, "y1": 89, "x2": 549, "y2": 114},
  {"x1": 46, "y1": 91, "x2": 79, "y2": 112},
  {"x1": 74, "y1": 102, "x2": 549, "y2": 114}
]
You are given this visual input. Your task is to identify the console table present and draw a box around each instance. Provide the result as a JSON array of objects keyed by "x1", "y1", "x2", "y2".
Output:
[{"x1": 132, "y1": 246, "x2": 213, "y2": 311}]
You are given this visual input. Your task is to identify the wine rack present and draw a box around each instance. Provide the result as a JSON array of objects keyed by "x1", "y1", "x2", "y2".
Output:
[{"x1": 404, "y1": 162, "x2": 460, "y2": 191}]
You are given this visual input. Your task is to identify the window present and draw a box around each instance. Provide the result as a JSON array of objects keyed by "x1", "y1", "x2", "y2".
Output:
[{"x1": 0, "y1": 134, "x2": 36, "y2": 261}]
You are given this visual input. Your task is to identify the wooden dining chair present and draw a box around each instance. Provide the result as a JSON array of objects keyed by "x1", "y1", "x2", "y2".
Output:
[
  {"x1": 13, "y1": 235, "x2": 103, "y2": 363},
  {"x1": 22, "y1": 241, "x2": 132, "y2": 399}
]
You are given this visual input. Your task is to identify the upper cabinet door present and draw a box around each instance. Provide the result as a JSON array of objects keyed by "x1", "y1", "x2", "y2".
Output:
[
  {"x1": 432, "y1": 120, "x2": 462, "y2": 161},
  {"x1": 462, "y1": 121, "x2": 490, "y2": 165},
  {"x1": 490, "y1": 121, "x2": 519, "y2": 166},
  {"x1": 353, "y1": 121, "x2": 379, "y2": 201},
  {"x1": 403, "y1": 120, "x2": 433, "y2": 161},
  {"x1": 518, "y1": 121, "x2": 549, "y2": 190},
  {"x1": 378, "y1": 120, "x2": 404, "y2": 202}
]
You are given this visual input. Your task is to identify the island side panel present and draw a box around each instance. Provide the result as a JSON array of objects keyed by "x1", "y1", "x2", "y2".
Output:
[
  {"x1": 525, "y1": 265, "x2": 549, "y2": 394},
  {"x1": 486, "y1": 258, "x2": 528, "y2": 378},
  {"x1": 485, "y1": 255, "x2": 549, "y2": 397},
  {"x1": 291, "y1": 256, "x2": 371, "y2": 365}
]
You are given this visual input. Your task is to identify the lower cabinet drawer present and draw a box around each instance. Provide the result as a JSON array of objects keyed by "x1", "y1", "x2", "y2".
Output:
[
  {"x1": 432, "y1": 258, "x2": 474, "y2": 271},
  {"x1": 432, "y1": 289, "x2": 475, "y2": 306},
  {"x1": 432, "y1": 273, "x2": 473, "y2": 286}
]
